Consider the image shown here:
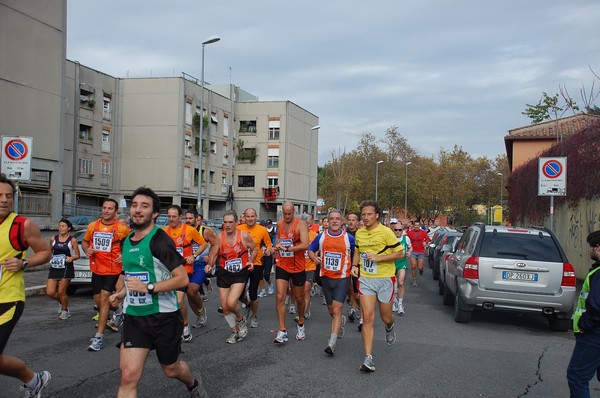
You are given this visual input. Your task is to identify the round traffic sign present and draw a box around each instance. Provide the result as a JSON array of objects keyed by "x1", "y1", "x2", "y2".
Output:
[
  {"x1": 542, "y1": 160, "x2": 563, "y2": 179},
  {"x1": 4, "y1": 139, "x2": 29, "y2": 161}
]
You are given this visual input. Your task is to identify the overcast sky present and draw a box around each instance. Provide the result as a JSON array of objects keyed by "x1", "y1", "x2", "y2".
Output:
[{"x1": 67, "y1": 0, "x2": 600, "y2": 165}]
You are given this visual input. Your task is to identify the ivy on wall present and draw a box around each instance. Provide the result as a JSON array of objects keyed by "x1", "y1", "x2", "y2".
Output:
[{"x1": 508, "y1": 120, "x2": 600, "y2": 224}]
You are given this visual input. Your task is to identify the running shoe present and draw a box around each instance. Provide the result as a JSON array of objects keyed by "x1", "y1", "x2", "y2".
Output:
[
  {"x1": 360, "y1": 355, "x2": 375, "y2": 372},
  {"x1": 337, "y1": 325, "x2": 345, "y2": 338},
  {"x1": 238, "y1": 318, "x2": 248, "y2": 339},
  {"x1": 412, "y1": 280, "x2": 418, "y2": 287},
  {"x1": 341, "y1": 314, "x2": 347, "y2": 327},
  {"x1": 182, "y1": 324, "x2": 193, "y2": 342},
  {"x1": 348, "y1": 308, "x2": 356, "y2": 322},
  {"x1": 289, "y1": 304, "x2": 297, "y2": 314},
  {"x1": 324, "y1": 345, "x2": 335, "y2": 356},
  {"x1": 358, "y1": 319, "x2": 363, "y2": 332},
  {"x1": 249, "y1": 316, "x2": 259, "y2": 328},
  {"x1": 226, "y1": 332, "x2": 240, "y2": 344},
  {"x1": 267, "y1": 283, "x2": 275, "y2": 295},
  {"x1": 392, "y1": 298, "x2": 399, "y2": 313},
  {"x1": 20, "y1": 370, "x2": 51, "y2": 398},
  {"x1": 217, "y1": 306, "x2": 223, "y2": 313},
  {"x1": 296, "y1": 324, "x2": 306, "y2": 341},
  {"x1": 193, "y1": 307, "x2": 207, "y2": 328},
  {"x1": 92, "y1": 312, "x2": 99, "y2": 321},
  {"x1": 205, "y1": 280, "x2": 213, "y2": 294},
  {"x1": 310, "y1": 285, "x2": 316, "y2": 297},
  {"x1": 58, "y1": 310, "x2": 71, "y2": 320},
  {"x1": 304, "y1": 309, "x2": 311, "y2": 319},
  {"x1": 189, "y1": 378, "x2": 209, "y2": 398},
  {"x1": 257, "y1": 289, "x2": 267, "y2": 298},
  {"x1": 88, "y1": 336, "x2": 104, "y2": 351},
  {"x1": 419, "y1": 268, "x2": 424, "y2": 276},
  {"x1": 397, "y1": 303, "x2": 405, "y2": 315},
  {"x1": 385, "y1": 323, "x2": 396, "y2": 346},
  {"x1": 273, "y1": 329, "x2": 288, "y2": 344},
  {"x1": 107, "y1": 312, "x2": 123, "y2": 332},
  {"x1": 244, "y1": 305, "x2": 252, "y2": 321}
]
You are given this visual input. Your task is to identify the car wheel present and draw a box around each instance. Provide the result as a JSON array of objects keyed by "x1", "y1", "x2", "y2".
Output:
[
  {"x1": 549, "y1": 315, "x2": 570, "y2": 332},
  {"x1": 453, "y1": 292, "x2": 472, "y2": 323},
  {"x1": 442, "y1": 281, "x2": 454, "y2": 306},
  {"x1": 67, "y1": 285, "x2": 79, "y2": 295}
]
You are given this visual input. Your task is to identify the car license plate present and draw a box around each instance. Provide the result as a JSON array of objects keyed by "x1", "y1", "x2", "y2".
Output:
[
  {"x1": 75, "y1": 271, "x2": 92, "y2": 279},
  {"x1": 502, "y1": 271, "x2": 538, "y2": 281}
]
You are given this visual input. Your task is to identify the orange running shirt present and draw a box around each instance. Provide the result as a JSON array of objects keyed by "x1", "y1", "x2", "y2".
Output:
[
  {"x1": 164, "y1": 223, "x2": 206, "y2": 274},
  {"x1": 84, "y1": 219, "x2": 130, "y2": 275},
  {"x1": 276, "y1": 217, "x2": 305, "y2": 273},
  {"x1": 237, "y1": 223, "x2": 272, "y2": 266}
]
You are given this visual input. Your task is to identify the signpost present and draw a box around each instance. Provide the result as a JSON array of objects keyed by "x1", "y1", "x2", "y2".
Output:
[
  {"x1": 538, "y1": 157, "x2": 567, "y2": 231},
  {"x1": 1, "y1": 136, "x2": 33, "y2": 213}
]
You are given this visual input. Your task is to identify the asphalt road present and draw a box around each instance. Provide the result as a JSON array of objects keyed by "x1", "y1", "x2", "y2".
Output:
[{"x1": 2, "y1": 268, "x2": 598, "y2": 398}]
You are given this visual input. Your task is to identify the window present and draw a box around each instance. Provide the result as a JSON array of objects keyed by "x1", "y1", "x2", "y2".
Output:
[
  {"x1": 209, "y1": 171, "x2": 215, "y2": 184},
  {"x1": 194, "y1": 168, "x2": 200, "y2": 186},
  {"x1": 185, "y1": 136, "x2": 192, "y2": 157},
  {"x1": 269, "y1": 119, "x2": 280, "y2": 140},
  {"x1": 267, "y1": 177, "x2": 279, "y2": 187},
  {"x1": 103, "y1": 96, "x2": 111, "y2": 120},
  {"x1": 239, "y1": 120, "x2": 257, "y2": 134},
  {"x1": 184, "y1": 166, "x2": 191, "y2": 189},
  {"x1": 79, "y1": 125, "x2": 92, "y2": 140},
  {"x1": 79, "y1": 159, "x2": 93, "y2": 174},
  {"x1": 210, "y1": 141, "x2": 216, "y2": 154},
  {"x1": 101, "y1": 161, "x2": 110, "y2": 175},
  {"x1": 223, "y1": 115, "x2": 229, "y2": 137},
  {"x1": 211, "y1": 112, "x2": 218, "y2": 124},
  {"x1": 267, "y1": 156, "x2": 279, "y2": 168},
  {"x1": 222, "y1": 145, "x2": 228, "y2": 165},
  {"x1": 185, "y1": 102, "x2": 193, "y2": 125},
  {"x1": 102, "y1": 129, "x2": 110, "y2": 153},
  {"x1": 238, "y1": 175, "x2": 255, "y2": 188}
]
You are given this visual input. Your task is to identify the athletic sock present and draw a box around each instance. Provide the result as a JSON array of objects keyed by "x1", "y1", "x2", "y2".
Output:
[
  {"x1": 25, "y1": 373, "x2": 39, "y2": 388},
  {"x1": 329, "y1": 333, "x2": 338, "y2": 347}
]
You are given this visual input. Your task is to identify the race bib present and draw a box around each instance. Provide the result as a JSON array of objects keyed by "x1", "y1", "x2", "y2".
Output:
[
  {"x1": 50, "y1": 254, "x2": 67, "y2": 269},
  {"x1": 361, "y1": 252, "x2": 377, "y2": 274},
  {"x1": 225, "y1": 258, "x2": 242, "y2": 273},
  {"x1": 176, "y1": 247, "x2": 184, "y2": 257},
  {"x1": 93, "y1": 232, "x2": 113, "y2": 252},
  {"x1": 192, "y1": 243, "x2": 199, "y2": 253},
  {"x1": 125, "y1": 271, "x2": 153, "y2": 306},
  {"x1": 279, "y1": 239, "x2": 294, "y2": 258},
  {"x1": 323, "y1": 251, "x2": 342, "y2": 271}
]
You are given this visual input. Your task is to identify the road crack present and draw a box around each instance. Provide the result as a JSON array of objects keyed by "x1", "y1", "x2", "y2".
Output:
[{"x1": 518, "y1": 345, "x2": 549, "y2": 397}]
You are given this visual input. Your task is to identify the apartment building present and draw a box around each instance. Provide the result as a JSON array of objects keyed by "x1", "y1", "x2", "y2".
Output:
[{"x1": 1, "y1": 0, "x2": 319, "y2": 223}]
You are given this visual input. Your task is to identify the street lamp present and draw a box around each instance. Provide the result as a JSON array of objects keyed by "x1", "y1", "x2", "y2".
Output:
[
  {"x1": 308, "y1": 125, "x2": 320, "y2": 217},
  {"x1": 197, "y1": 35, "x2": 220, "y2": 215},
  {"x1": 497, "y1": 172, "x2": 503, "y2": 206},
  {"x1": 405, "y1": 161, "x2": 412, "y2": 218},
  {"x1": 375, "y1": 160, "x2": 384, "y2": 202}
]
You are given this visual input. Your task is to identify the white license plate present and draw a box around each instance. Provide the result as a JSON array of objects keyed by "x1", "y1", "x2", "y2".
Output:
[
  {"x1": 75, "y1": 271, "x2": 92, "y2": 279},
  {"x1": 502, "y1": 271, "x2": 538, "y2": 281}
]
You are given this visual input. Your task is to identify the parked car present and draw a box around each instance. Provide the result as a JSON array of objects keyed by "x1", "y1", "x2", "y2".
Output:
[
  {"x1": 67, "y1": 215, "x2": 97, "y2": 228},
  {"x1": 426, "y1": 227, "x2": 454, "y2": 271},
  {"x1": 438, "y1": 236, "x2": 461, "y2": 295},
  {"x1": 442, "y1": 223, "x2": 576, "y2": 332},
  {"x1": 68, "y1": 229, "x2": 91, "y2": 294},
  {"x1": 431, "y1": 230, "x2": 462, "y2": 281}
]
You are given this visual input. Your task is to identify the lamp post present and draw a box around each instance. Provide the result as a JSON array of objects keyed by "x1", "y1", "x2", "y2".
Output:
[
  {"x1": 405, "y1": 161, "x2": 412, "y2": 219},
  {"x1": 197, "y1": 35, "x2": 220, "y2": 215},
  {"x1": 308, "y1": 125, "x2": 320, "y2": 217},
  {"x1": 497, "y1": 172, "x2": 503, "y2": 206},
  {"x1": 375, "y1": 160, "x2": 384, "y2": 202}
]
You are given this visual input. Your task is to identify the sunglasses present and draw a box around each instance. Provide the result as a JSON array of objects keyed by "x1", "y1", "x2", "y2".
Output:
[{"x1": 393, "y1": 228, "x2": 403, "y2": 231}]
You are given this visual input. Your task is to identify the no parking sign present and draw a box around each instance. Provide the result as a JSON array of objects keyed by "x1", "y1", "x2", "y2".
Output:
[
  {"x1": 1, "y1": 136, "x2": 33, "y2": 181},
  {"x1": 538, "y1": 157, "x2": 566, "y2": 196}
]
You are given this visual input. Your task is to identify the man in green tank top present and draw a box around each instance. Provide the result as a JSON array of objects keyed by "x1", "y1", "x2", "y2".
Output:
[{"x1": 109, "y1": 187, "x2": 208, "y2": 398}]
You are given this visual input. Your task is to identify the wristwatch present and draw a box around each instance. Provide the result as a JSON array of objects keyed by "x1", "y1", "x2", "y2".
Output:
[
  {"x1": 147, "y1": 283, "x2": 155, "y2": 294},
  {"x1": 22, "y1": 260, "x2": 29, "y2": 270}
]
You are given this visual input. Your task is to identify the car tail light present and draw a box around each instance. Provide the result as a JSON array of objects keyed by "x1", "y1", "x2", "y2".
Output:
[
  {"x1": 561, "y1": 263, "x2": 576, "y2": 287},
  {"x1": 441, "y1": 236, "x2": 448, "y2": 245},
  {"x1": 464, "y1": 256, "x2": 479, "y2": 279}
]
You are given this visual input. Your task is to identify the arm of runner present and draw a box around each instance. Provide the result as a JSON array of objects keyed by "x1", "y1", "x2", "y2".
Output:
[
  {"x1": 350, "y1": 249, "x2": 360, "y2": 278},
  {"x1": 242, "y1": 231, "x2": 257, "y2": 271},
  {"x1": 291, "y1": 219, "x2": 309, "y2": 252},
  {"x1": 69, "y1": 236, "x2": 81, "y2": 262},
  {"x1": 109, "y1": 274, "x2": 126, "y2": 306},
  {"x1": 3, "y1": 219, "x2": 51, "y2": 272}
]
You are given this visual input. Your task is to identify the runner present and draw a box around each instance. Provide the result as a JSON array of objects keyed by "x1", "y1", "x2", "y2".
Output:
[
  {"x1": 406, "y1": 220, "x2": 430, "y2": 286},
  {"x1": 237, "y1": 208, "x2": 273, "y2": 328},
  {"x1": 108, "y1": 187, "x2": 208, "y2": 398},
  {"x1": 192, "y1": 211, "x2": 215, "y2": 298},
  {"x1": 0, "y1": 174, "x2": 52, "y2": 397},
  {"x1": 345, "y1": 213, "x2": 361, "y2": 327},
  {"x1": 164, "y1": 205, "x2": 213, "y2": 342},
  {"x1": 391, "y1": 221, "x2": 411, "y2": 315},
  {"x1": 308, "y1": 209, "x2": 355, "y2": 356},
  {"x1": 205, "y1": 210, "x2": 257, "y2": 343},
  {"x1": 273, "y1": 201, "x2": 309, "y2": 344},
  {"x1": 82, "y1": 198, "x2": 130, "y2": 351},
  {"x1": 351, "y1": 200, "x2": 403, "y2": 372},
  {"x1": 46, "y1": 218, "x2": 80, "y2": 319},
  {"x1": 301, "y1": 213, "x2": 319, "y2": 320},
  {"x1": 258, "y1": 219, "x2": 276, "y2": 298}
]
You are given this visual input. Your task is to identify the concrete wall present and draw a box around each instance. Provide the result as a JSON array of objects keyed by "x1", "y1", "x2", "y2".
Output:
[{"x1": 531, "y1": 198, "x2": 600, "y2": 279}]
